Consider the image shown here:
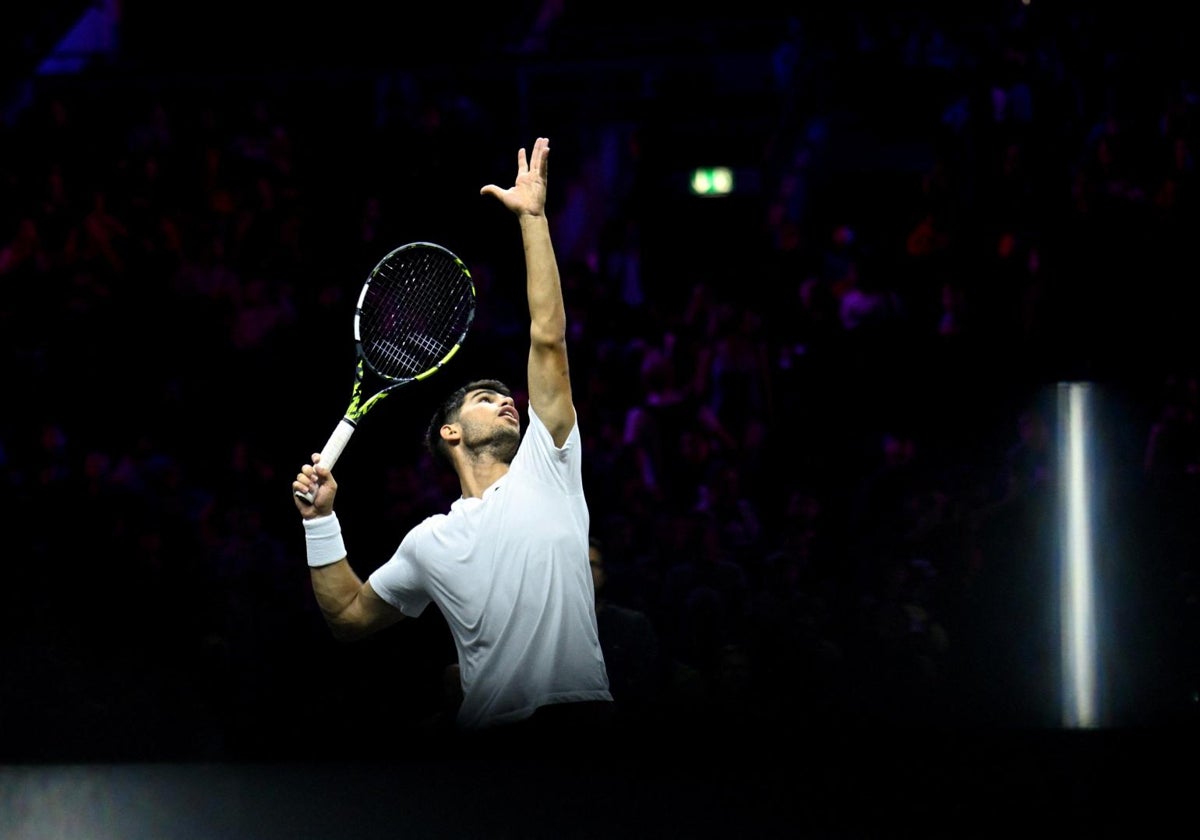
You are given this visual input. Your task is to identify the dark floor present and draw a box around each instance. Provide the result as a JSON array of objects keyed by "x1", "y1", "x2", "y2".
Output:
[{"x1": 2, "y1": 724, "x2": 1194, "y2": 838}]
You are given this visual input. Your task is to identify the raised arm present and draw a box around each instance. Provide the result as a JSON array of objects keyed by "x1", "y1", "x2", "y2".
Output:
[{"x1": 480, "y1": 137, "x2": 574, "y2": 445}]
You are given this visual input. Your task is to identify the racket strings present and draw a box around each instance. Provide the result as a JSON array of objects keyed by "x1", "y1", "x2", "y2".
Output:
[{"x1": 359, "y1": 248, "x2": 474, "y2": 380}]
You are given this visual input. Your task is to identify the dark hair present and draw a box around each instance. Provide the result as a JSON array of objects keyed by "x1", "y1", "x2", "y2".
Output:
[{"x1": 425, "y1": 378, "x2": 512, "y2": 468}]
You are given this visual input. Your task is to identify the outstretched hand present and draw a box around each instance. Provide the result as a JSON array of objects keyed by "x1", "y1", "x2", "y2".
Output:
[{"x1": 480, "y1": 136, "x2": 549, "y2": 217}]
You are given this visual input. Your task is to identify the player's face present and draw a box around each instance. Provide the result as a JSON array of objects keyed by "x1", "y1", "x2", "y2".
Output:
[{"x1": 456, "y1": 389, "x2": 520, "y2": 461}]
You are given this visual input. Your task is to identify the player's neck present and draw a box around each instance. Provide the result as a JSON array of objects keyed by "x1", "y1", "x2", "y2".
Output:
[{"x1": 456, "y1": 460, "x2": 510, "y2": 500}]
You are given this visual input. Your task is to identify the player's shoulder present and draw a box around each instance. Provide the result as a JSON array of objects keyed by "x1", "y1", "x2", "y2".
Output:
[
  {"x1": 424, "y1": 503, "x2": 476, "y2": 536},
  {"x1": 421, "y1": 510, "x2": 452, "y2": 529},
  {"x1": 401, "y1": 511, "x2": 447, "y2": 543}
]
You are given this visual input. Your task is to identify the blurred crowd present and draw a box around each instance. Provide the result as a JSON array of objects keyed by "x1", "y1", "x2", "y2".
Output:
[{"x1": 2, "y1": 5, "x2": 1199, "y2": 761}]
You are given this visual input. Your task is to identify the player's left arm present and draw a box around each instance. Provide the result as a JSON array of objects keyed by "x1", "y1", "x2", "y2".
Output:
[
  {"x1": 521, "y1": 210, "x2": 573, "y2": 446},
  {"x1": 481, "y1": 137, "x2": 574, "y2": 446}
]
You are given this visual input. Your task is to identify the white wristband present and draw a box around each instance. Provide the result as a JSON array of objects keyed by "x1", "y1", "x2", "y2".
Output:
[{"x1": 304, "y1": 512, "x2": 347, "y2": 568}]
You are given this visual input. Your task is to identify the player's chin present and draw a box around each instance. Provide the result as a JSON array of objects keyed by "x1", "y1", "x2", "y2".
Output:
[
  {"x1": 469, "y1": 427, "x2": 520, "y2": 463},
  {"x1": 496, "y1": 428, "x2": 520, "y2": 462}
]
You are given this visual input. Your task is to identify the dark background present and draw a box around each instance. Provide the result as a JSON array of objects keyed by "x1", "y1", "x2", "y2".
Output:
[{"x1": 3, "y1": 2, "x2": 1198, "y2": 835}]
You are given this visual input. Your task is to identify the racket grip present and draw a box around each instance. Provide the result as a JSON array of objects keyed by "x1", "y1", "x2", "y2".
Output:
[{"x1": 295, "y1": 419, "x2": 357, "y2": 503}]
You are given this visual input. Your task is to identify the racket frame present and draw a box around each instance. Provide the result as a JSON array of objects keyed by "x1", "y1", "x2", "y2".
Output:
[{"x1": 296, "y1": 242, "x2": 474, "y2": 502}]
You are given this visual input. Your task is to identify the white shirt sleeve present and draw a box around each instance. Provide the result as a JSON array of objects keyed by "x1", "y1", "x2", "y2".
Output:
[{"x1": 368, "y1": 521, "x2": 433, "y2": 617}]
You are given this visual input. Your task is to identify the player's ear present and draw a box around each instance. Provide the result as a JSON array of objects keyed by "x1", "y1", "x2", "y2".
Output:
[{"x1": 440, "y1": 423, "x2": 459, "y2": 444}]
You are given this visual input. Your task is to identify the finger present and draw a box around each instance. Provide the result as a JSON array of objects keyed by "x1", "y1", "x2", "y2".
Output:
[{"x1": 532, "y1": 139, "x2": 549, "y2": 175}]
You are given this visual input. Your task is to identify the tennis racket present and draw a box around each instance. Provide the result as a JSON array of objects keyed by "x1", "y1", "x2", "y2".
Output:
[{"x1": 295, "y1": 241, "x2": 476, "y2": 503}]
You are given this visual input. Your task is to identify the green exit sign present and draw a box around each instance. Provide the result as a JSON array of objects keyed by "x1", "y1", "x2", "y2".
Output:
[{"x1": 689, "y1": 166, "x2": 734, "y2": 196}]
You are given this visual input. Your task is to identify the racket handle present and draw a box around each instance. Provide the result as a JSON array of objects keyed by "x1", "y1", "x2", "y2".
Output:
[{"x1": 295, "y1": 419, "x2": 357, "y2": 503}]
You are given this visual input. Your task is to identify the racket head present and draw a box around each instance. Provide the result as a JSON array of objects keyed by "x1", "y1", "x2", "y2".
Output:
[{"x1": 354, "y1": 241, "x2": 476, "y2": 384}]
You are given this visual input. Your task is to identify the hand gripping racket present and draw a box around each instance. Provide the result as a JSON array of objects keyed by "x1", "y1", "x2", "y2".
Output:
[{"x1": 296, "y1": 241, "x2": 476, "y2": 502}]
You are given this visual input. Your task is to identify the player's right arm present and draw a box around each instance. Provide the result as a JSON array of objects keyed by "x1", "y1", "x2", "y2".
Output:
[
  {"x1": 294, "y1": 455, "x2": 405, "y2": 641},
  {"x1": 311, "y1": 565, "x2": 405, "y2": 641}
]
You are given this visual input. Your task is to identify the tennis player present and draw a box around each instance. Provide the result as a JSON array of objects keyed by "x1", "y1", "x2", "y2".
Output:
[{"x1": 292, "y1": 137, "x2": 613, "y2": 739}]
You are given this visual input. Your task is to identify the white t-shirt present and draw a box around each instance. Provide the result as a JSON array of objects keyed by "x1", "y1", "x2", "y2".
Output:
[{"x1": 368, "y1": 404, "x2": 612, "y2": 729}]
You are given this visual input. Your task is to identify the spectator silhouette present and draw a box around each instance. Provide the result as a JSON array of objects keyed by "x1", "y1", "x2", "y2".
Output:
[{"x1": 589, "y1": 537, "x2": 665, "y2": 736}]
